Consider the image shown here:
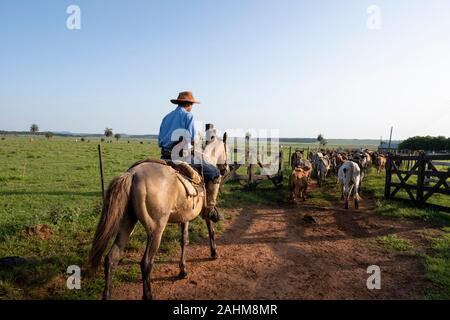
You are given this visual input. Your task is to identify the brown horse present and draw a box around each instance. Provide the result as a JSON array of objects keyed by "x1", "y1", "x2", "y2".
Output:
[{"x1": 88, "y1": 133, "x2": 229, "y2": 300}]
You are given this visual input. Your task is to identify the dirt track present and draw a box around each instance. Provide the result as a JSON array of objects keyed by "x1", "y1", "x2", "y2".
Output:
[{"x1": 114, "y1": 196, "x2": 435, "y2": 300}]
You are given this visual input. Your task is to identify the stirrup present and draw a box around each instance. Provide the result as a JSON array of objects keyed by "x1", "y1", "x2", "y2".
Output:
[
  {"x1": 210, "y1": 207, "x2": 224, "y2": 223},
  {"x1": 202, "y1": 207, "x2": 223, "y2": 223}
]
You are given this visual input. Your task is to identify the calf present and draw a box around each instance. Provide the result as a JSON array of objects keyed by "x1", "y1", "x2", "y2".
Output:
[
  {"x1": 375, "y1": 155, "x2": 387, "y2": 174},
  {"x1": 317, "y1": 155, "x2": 330, "y2": 187},
  {"x1": 338, "y1": 161, "x2": 361, "y2": 209},
  {"x1": 289, "y1": 167, "x2": 311, "y2": 202},
  {"x1": 363, "y1": 151, "x2": 374, "y2": 172},
  {"x1": 290, "y1": 150, "x2": 304, "y2": 170}
]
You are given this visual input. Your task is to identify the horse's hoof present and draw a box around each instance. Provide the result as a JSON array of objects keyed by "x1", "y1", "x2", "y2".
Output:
[
  {"x1": 211, "y1": 251, "x2": 219, "y2": 260},
  {"x1": 178, "y1": 270, "x2": 188, "y2": 279},
  {"x1": 102, "y1": 291, "x2": 111, "y2": 300}
]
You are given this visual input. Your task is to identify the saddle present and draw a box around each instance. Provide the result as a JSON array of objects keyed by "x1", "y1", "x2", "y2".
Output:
[{"x1": 128, "y1": 158, "x2": 205, "y2": 198}]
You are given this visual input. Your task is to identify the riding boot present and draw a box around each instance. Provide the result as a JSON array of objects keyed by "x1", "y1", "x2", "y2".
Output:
[{"x1": 201, "y1": 177, "x2": 223, "y2": 223}]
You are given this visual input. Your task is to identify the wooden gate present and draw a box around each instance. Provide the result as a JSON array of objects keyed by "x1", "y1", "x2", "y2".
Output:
[
  {"x1": 384, "y1": 153, "x2": 450, "y2": 212},
  {"x1": 222, "y1": 148, "x2": 284, "y2": 189}
]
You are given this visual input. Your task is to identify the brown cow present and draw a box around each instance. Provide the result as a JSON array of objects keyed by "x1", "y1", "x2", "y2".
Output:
[
  {"x1": 290, "y1": 150, "x2": 304, "y2": 170},
  {"x1": 289, "y1": 167, "x2": 311, "y2": 202},
  {"x1": 375, "y1": 154, "x2": 387, "y2": 174}
]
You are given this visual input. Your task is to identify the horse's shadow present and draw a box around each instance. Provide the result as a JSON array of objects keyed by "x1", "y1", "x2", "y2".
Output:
[
  {"x1": 151, "y1": 257, "x2": 214, "y2": 283},
  {"x1": 152, "y1": 275, "x2": 181, "y2": 282},
  {"x1": 157, "y1": 257, "x2": 213, "y2": 265}
]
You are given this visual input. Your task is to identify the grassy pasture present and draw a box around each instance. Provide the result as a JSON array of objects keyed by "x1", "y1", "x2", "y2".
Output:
[
  {"x1": 0, "y1": 136, "x2": 217, "y2": 299},
  {"x1": 0, "y1": 136, "x2": 449, "y2": 299}
]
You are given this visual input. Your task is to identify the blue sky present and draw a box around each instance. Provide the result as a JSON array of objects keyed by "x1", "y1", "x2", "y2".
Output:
[{"x1": 1, "y1": 0, "x2": 449, "y2": 139}]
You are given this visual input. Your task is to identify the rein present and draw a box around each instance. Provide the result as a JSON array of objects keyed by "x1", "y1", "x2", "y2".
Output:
[{"x1": 200, "y1": 149, "x2": 207, "y2": 209}]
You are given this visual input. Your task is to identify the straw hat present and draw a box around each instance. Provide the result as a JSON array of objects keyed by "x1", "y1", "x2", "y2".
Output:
[{"x1": 171, "y1": 91, "x2": 200, "y2": 105}]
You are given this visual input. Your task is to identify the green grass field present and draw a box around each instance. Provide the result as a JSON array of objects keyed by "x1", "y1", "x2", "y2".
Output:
[
  {"x1": 0, "y1": 136, "x2": 449, "y2": 299},
  {"x1": 0, "y1": 136, "x2": 221, "y2": 299}
]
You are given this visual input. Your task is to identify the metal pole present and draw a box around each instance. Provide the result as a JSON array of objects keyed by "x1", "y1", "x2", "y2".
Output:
[
  {"x1": 388, "y1": 126, "x2": 393, "y2": 150},
  {"x1": 98, "y1": 144, "x2": 105, "y2": 200}
]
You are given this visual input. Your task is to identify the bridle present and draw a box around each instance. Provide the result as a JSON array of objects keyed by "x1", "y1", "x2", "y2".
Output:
[{"x1": 217, "y1": 139, "x2": 229, "y2": 176}]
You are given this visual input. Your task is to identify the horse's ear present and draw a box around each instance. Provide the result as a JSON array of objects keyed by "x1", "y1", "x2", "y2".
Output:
[{"x1": 223, "y1": 132, "x2": 227, "y2": 144}]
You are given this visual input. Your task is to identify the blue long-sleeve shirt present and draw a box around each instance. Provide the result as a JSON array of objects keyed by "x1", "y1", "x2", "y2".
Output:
[{"x1": 158, "y1": 106, "x2": 197, "y2": 149}]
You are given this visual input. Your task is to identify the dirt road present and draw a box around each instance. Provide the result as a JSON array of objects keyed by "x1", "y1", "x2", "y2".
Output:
[{"x1": 114, "y1": 198, "x2": 435, "y2": 300}]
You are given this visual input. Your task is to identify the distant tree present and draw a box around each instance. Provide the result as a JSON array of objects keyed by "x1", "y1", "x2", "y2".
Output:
[
  {"x1": 317, "y1": 134, "x2": 327, "y2": 147},
  {"x1": 114, "y1": 133, "x2": 121, "y2": 141},
  {"x1": 45, "y1": 132, "x2": 53, "y2": 139},
  {"x1": 101, "y1": 138, "x2": 105, "y2": 143},
  {"x1": 317, "y1": 134, "x2": 323, "y2": 143},
  {"x1": 81, "y1": 137, "x2": 85, "y2": 142},
  {"x1": 30, "y1": 124, "x2": 39, "y2": 135},
  {"x1": 104, "y1": 128, "x2": 113, "y2": 140}
]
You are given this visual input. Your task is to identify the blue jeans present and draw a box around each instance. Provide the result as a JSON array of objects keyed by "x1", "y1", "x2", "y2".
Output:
[
  {"x1": 161, "y1": 153, "x2": 220, "y2": 183},
  {"x1": 193, "y1": 160, "x2": 220, "y2": 183}
]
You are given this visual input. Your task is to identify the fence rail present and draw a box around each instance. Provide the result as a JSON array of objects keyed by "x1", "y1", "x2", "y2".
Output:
[
  {"x1": 384, "y1": 153, "x2": 450, "y2": 213},
  {"x1": 222, "y1": 149, "x2": 284, "y2": 189}
]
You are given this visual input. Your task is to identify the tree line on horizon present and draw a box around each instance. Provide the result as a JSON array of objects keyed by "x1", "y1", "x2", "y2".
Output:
[
  {"x1": 1, "y1": 125, "x2": 448, "y2": 151},
  {"x1": 399, "y1": 136, "x2": 450, "y2": 151}
]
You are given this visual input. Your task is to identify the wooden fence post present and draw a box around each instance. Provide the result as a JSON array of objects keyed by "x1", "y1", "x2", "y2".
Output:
[
  {"x1": 278, "y1": 149, "x2": 284, "y2": 183},
  {"x1": 288, "y1": 146, "x2": 292, "y2": 168},
  {"x1": 98, "y1": 144, "x2": 105, "y2": 200},
  {"x1": 416, "y1": 152, "x2": 426, "y2": 207},
  {"x1": 384, "y1": 155, "x2": 392, "y2": 199},
  {"x1": 248, "y1": 163, "x2": 254, "y2": 186}
]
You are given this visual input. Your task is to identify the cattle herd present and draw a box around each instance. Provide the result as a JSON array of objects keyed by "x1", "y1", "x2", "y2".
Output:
[{"x1": 289, "y1": 149, "x2": 388, "y2": 209}]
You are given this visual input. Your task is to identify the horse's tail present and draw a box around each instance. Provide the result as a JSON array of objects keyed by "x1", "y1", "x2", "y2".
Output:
[{"x1": 88, "y1": 171, "x2": 134, "y2": 271}]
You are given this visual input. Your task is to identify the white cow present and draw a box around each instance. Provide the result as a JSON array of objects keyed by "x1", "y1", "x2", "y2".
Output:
[
  {"x1": 311, "y1": 152, "x2": 330, "y2": 186},
  {"x1": 317, "y1": 156, "x2": 330, "y2": 187},
  {"x1": 338, "y1": 161, "x2": 361, "y2": 209}
]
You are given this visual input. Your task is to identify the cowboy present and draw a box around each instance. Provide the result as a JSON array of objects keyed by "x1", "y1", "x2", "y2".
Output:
[{"x1": 158, "y1": 91, "x2": 223, "y2": 222}]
